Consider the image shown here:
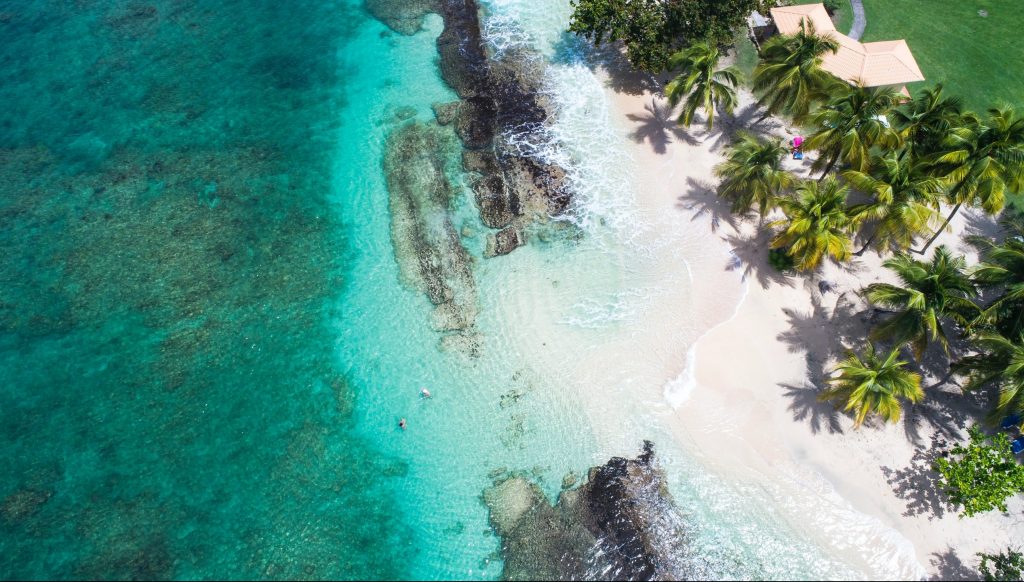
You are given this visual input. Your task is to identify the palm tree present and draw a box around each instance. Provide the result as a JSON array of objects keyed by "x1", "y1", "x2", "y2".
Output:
[
  {"x1": 819, "y1": 343, "x2": 923, "y2": 428},
  {"x1": 843, "y1": 152, "x2": 944, "y2": 255},
  {"x1": 890, "y1": 84, "x2": 966, "y2": 157},
  {"x1": 713, "y1": 132, "x2": 793, "y2": 217},
  {"x1": 954, "y1": 333, "x2": 1024, "y2": 424},
  {"x1": 865, "y1": 246, "x2": 979, "y2": 358},
  {"x1": 752, "y1": 19, "x2": 840, "y2": 123},
  {"x1": 920, "y1": 105, "x2": 1024, "y2": 253},
  {"x1": 804, "y1": 84, "x2": 903, "y2": 179},
  {"x1": 973, "y1": 233, "x2": 1024, "y2": 338},
  {"x1": 770, "y1": 176, "x2": 856, "y2": 270},
  {"x1": 664, "y1": 41, "x2": 740, "y2": 130}
]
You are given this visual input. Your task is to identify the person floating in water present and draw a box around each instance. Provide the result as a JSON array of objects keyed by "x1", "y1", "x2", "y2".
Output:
[
  {"x1": 399, "y1": 418, "x2": 407, "y2": 430},
  {"x1": 420, "y1": 388, "x2": 432, "y2": 399}
]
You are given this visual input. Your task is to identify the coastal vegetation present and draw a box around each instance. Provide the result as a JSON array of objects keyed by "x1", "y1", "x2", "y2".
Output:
[
  {"x1": 713, "y1": 132, "x2": 793, "y2": 217},
  {"x1": 769, "y1": 176, "x2": 854, "y2": 270},
  {"x1": 864, "y1": 248, "x2": 978, "y2": 359},
  {"x1": 934, "y1": 426, "x2": 1024, "y2": 518},
  {"x1": 818, "y1": 343, "x2": 923, "y2": 427},
  {"x1": 978, "y1": 547, "x2": 1024, "y2": 581},
  {"x1": 569, "y1": 0, "x2": 1024, "y2": 535},
  {"x1": 568, "y1": 0, "x2": 773, "y2": 71},
  {"x1": 750, "y1": 19, "x2": 839, "y2": 123},
  {"x1": 664, "y1": 41, "x2": 739, "y2": 130}
]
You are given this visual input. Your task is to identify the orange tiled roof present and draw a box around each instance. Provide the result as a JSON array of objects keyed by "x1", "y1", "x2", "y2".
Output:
[{"x1": 769, "y1": 3, "x2": 925, "y2": 87}]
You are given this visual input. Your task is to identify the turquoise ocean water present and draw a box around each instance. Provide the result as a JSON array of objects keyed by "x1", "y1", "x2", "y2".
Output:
[{"x1": 0, "y1": 1, "x2": 921, "y2": 579}]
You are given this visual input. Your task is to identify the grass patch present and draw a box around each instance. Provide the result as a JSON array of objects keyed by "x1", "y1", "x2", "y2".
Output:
[
  {"x1": 860, "y1": 0, "x2": 1024, "y2": 113},
  {"x1": 731, "y1": 30, "x2": 760, "y2": 84}
]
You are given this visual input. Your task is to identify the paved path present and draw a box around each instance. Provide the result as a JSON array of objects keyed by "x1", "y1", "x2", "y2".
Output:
[{"x1": 848, "y1": 0, "x2": 866, "y2": 40}]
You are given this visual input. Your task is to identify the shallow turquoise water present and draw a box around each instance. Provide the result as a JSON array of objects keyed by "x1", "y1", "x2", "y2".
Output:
[{"x1": 0, "y1": 1, "x2": 922, "y2": 579}]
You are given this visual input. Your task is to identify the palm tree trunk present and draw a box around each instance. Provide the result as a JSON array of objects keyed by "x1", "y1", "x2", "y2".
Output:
[
  {"x1": 918, "y1": 202, "x2": 963, "y2": 254},
  {"x1": 854, "y1": 231, "x2": 876, "y2": 256},
  {"x1": 817, "y1": 150, "x2": 841, "y2": 181}
]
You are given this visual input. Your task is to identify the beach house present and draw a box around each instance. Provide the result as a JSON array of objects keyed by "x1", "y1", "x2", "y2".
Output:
[{"x1": 764, "y1": 3, "x2": 924, "y2": 93}]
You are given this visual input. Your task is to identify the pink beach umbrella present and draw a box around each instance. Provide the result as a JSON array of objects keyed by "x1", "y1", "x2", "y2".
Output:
[{"x1": 793, "y1": 135, "x2": 804, "y2": 148}]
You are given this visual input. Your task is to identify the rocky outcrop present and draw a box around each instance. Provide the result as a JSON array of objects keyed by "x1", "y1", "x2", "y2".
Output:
[
  {"x1": 383, "y1": 122, "x2": 479, "y2": 350},
  {"x1": 483, "y1": 442, "x2": 692, "y2": 581},
  {"x1": 364, "y1": 0, "x2": 439, "y2": 35},
  {"x1": 369, "y1": 0, "x2": 572, "y2": 256}
]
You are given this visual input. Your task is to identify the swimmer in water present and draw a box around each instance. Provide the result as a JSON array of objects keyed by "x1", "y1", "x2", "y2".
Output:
[
  {"x1": 399, "y1": 418, "x2": 407, "y2": 430},
  {"x1": 420, "y1": 388, "x2": 432, "y2": 399}
]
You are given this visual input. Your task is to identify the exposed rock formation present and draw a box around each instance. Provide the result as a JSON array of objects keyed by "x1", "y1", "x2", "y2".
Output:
[
  {"x1": 369, "y1": 0, "x2": 572, "y2": 256},
  {"x1": 483, "y1": 442, "x2": 692, "y2": 581}
]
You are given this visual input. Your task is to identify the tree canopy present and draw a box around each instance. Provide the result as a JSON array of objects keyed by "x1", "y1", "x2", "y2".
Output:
[
  {"x1": 978, "y1": 548, "x2": 1024, "y2": 581},
  {"x1": 569, "y1": 0, "x2": 772, "y2": 72},
  {"x1": 934, "y1": 426, "x2": 1024, "y2": 518}
]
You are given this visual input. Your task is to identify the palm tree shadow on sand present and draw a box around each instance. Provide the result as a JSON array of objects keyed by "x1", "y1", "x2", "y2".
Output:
[
  {"x1": 879, "y1": 433, "x2": 951, "y2": 519},
  {"x1": 927, "y1": 547, "x2": 979, "y2": 581},
  {"x1": 674, "y1": 176, "x2": 741, "y2": 233},
  {"x1": 626, "y1": 98, "x2": 699, "y2": 154},
  {"x1": 719, "y1": 228, "x2": 797, "y2": 290},
  {"x1": 780, "y1": 383, "x2": 845, "y2": 434}
]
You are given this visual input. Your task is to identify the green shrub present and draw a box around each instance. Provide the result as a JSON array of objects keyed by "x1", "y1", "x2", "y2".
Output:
[
  {"x1": 978, "y1": 548, "x2": 1024, "y2": 582},
  {"x1": 934, "y1": 426, "x2": 1024, "y2": 517},
  {"x1": 823, "y1": 0, "x2": 842, "y2": 15}
]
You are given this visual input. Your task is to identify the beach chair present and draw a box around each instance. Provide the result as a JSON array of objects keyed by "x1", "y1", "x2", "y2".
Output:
[{"x1": 1012, "y1": 436, "x2": 1024, "y2": 455}]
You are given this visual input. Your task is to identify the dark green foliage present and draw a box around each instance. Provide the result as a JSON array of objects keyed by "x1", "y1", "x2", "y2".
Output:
[
  {"x1": 934, "y1": 426, "x2": 1024, "y2": 517},
  {"x1": 804, "y1": 84, "x2": 903, "y2": 178},
  {"x1": 864, "y1": 246, "x2": 979, "y2": 359},
  {"x1": 955, "y1": 333, "x2": 1024, "y2": 426},
  {"x1": 978, "y1": 548, "x2": 1024, "y2": 581},
  {"x1": 714, "y1": 132, "x2": 792, "y2": 217},
  {"x1": 751, "y1": 20, "x2": 840, "y2": 122},
  {"x1": 971, "y1": 217, "x2": 1024, "y2": 338},
  {"x1": 665, "y1": 41, "x2": 740, "y2": 129},
  {"x1": 822, "y1": 0, "x2": 843, "y2": 15},
  {"x1": 768, "y1": 247, "x2": 796, "y2": 272},
  {"x1": 568, "y1": 0, "x2": 772, "y2": 72}
]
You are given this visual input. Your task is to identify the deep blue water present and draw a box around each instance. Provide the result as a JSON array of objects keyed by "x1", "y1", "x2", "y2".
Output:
[{"x1": 0, "y1": 1, "x2": 414, "y2": 578}]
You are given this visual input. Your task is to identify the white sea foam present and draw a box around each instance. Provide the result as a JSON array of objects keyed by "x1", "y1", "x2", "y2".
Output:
[{"x1": 472, "y1": 2, "x2": 927, "y2": 579}]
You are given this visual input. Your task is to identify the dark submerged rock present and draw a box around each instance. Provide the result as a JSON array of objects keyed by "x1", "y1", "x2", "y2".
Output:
[
  {"x1": 485, "y1": 227, "x2": 524, "y2": 257},
  {"x1": 363, "y1": 0, "x2": 439, "y2": 35},
  {"x1": 383, "y1": 122, "x2": 479, "y2": 344},
  {"x1": 432, "y1": 101, "x2": 462, "y2": 126},
  {"x1": 483, "y1": 442, "x2": 691, "y2": 581}
]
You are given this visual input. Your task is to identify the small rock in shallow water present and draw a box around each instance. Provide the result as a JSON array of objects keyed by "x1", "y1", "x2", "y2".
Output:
[
  {"x1": 394, "y1": 106, "x2": 417, "y2": 121},
  {"x1": 561, "y1": 471, "x2": 578, "y2": 490},
  {"x1": 485, "y1": 227, "x2": 525, "y2": 257}
]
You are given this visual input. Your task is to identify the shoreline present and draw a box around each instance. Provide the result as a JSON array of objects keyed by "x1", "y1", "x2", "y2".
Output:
[{"x1": 595, "y1": 59, "x2": 1024, "y2": 578}]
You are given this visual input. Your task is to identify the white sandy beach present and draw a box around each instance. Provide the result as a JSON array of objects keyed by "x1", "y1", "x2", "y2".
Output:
[{"x1": 596, "y1": 64, "x2": 1024, "y2": 579}]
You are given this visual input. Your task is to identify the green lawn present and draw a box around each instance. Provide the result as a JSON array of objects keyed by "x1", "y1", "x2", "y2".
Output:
[
  {"x1": 733, "y1": 1, "x2": 851, "y2": 86},
  {"x1": 732, "y1": 30, "x2": 759, "y2": 82},
  {"x1": 860, "y1": 0, "x2": 1024, "y2": 113}
]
